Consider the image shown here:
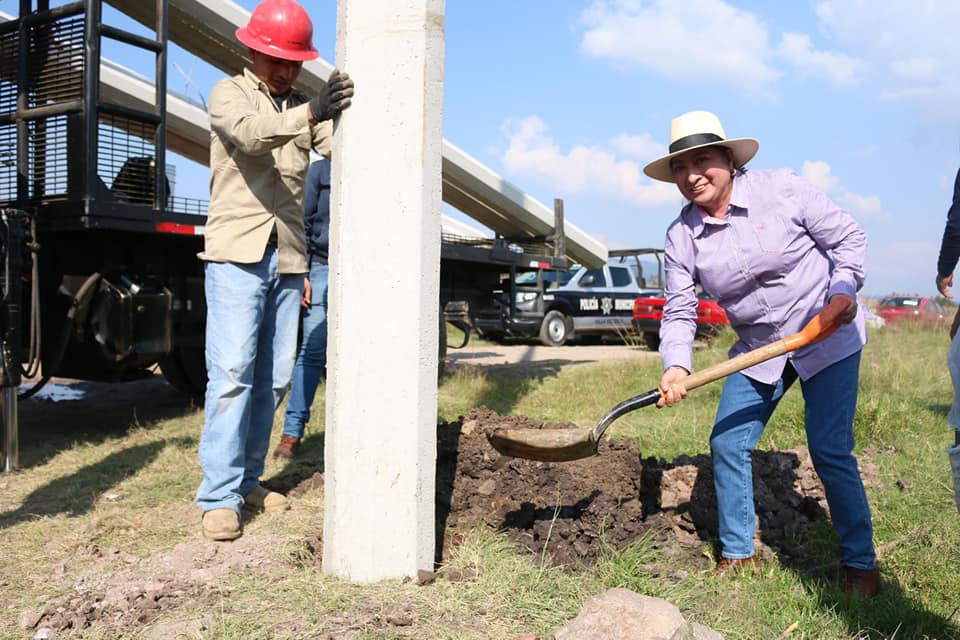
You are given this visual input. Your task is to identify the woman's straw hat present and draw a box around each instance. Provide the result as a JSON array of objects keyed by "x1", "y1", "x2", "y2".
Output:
[{"x1": 643, "y1": 110, "x2": 759, "y2": 183}]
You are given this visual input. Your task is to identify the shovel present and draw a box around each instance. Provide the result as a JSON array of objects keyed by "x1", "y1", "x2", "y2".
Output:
[{"x1": 487, "y1": 297, "x2": 851, "y2": 462}]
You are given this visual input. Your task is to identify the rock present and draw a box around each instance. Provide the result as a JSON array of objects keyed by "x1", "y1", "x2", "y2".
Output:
[
  {"x1": 33, "y1": 628, "x2": 57, "y2": 640},
  {"x1": 550, "y1": 588, "x2": 723, "y2": 640},
  {"x1": 691, "y1": 622, "x2": 724, "y2": 640},
  {"x1": 477, "y1": 479, "x2": 497, "y2": 496},
  {"x1": 19, "y1": 610, "x2": 42, "y2": 629},
  {"x1": 386, "y1": 612, "x2": 414, "y2": 626}
]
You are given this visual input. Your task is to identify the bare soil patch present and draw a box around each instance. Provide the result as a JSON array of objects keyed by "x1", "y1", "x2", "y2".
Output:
[{"x1": 436, "y1": 407, "x2": 844, "y2": 571}]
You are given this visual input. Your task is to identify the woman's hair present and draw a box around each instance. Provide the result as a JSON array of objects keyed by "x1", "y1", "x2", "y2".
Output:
[{"x1": 707, "y1": 144, "x2": 748, "y2": 175}]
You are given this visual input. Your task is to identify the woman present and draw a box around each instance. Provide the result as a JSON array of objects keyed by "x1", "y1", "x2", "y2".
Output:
[{"x1": 643, "y1": 110, "x2": 880, "y2": 597}]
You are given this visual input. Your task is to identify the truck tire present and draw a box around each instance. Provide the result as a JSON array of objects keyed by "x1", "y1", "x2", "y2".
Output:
[
  {"x1": 159, "y1": 346, "x2": 207, "y2": 398},
  {"x1": 539, "y1": 310, "x2": 571, "y2": 347}
]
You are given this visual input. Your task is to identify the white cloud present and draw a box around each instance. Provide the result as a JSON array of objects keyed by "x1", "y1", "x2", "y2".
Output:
[
  {"x1": 815, "y1": 0, "x2": 960, "y2": 117},
  {"x1": 801, "y1": 160, "x2": 884, "y2": 219},
  {"x1": 609, "y1": 133, "x2": 666, "y2": 160},
  {"x1": 801, "y1": 160, "x2": 839, "y2": 192},
  {"x1": 578, "y1": 0, "x2": 780, "y2": 97},
  {"x1": 776, "y1": 32, "x2": 863, "y2": 87},
  {"x1": 499, "y1": 115, "x2": 678, "y2": 207},
  {"x1": 889, "y1": 57, "x2": 941, "y2": 83}
]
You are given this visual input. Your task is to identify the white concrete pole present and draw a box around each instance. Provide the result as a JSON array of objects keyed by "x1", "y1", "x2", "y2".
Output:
[{"x1": 323, "y1": 0, "x2": 445, "y2": 581}]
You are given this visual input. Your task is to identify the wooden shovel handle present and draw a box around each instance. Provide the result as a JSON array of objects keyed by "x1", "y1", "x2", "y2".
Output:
[{"x1": 679, "y1": 296, "x2": 850, "y2": 393}]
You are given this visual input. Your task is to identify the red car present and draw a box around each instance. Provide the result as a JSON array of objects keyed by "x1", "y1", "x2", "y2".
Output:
[
  {"x1": 877, "y1": 295, "x2": 945, "y2": 326},
  {"x1": 632, "y1": 291, "x2": 729, "y2": 350}
]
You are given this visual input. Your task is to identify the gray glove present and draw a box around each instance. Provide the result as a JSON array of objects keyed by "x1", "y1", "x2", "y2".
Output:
[{"x1": 309, "y1": 69, "x2": 355, "y2": 122}]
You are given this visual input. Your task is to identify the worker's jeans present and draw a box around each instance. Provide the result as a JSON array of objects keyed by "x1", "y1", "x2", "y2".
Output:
[
  {"x1": 196, "y1": 248, "x2": 303, "y2": 514},
  {"x1": 710, "y1": 351, "x2": 876, "y2": 569},
  {"x1": 282, "y1": 261, "x2": 329, "y2": 439},
  {"x1": 946, "y1": 330, "x2": 960, "y2": 512}
]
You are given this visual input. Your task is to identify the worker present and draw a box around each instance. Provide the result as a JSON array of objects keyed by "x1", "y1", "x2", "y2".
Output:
[
  {"x1": 935, "y1": 166, "x2": 960, "y2": 513},
  {"x1": 195, "y1": 0, "x2": 354, "y2": 541},
  {"x1": 644, "y1": 110, "x2": 880, "y2": 596},
  {"x1": 274, "y1": 157, "x2": 331, "y2": 459}
]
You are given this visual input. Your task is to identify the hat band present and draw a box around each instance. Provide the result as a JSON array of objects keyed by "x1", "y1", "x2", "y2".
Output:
[{"x1": 668, "y1": 132, "x2": 724, "y2": 154}]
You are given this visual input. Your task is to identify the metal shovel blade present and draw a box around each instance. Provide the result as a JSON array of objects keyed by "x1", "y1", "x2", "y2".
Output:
[
  {"x1": 487, "y1": 389, "x2": 662, "y2": 462},
  {"x1": 487, "y1": 427, "x2": 599, "y2": 462}
]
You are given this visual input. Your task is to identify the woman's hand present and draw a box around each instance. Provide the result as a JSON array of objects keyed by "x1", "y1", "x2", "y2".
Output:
[
  {"x1": 821, "y1": 294, "x2": 857, "y2": 326},
  {"x1": 657, "y1": 366, "x2": 690, "y2": 408}
]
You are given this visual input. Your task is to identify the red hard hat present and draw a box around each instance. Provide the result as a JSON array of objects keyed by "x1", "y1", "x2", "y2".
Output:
[{"x1": 236, "y1": 0, "x2": 319, "y2": 62}]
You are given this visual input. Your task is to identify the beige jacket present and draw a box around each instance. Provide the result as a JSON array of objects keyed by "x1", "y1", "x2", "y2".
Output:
[{"x1": 200, "y1": 68, "x2": 332, "y2": 273}]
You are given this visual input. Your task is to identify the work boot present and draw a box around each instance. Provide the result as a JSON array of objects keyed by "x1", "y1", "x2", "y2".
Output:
[
  {"x1": 840, "y1": 566, "x2": 881, "y2": 597},
  {"x1": 202, "y1": 508, "x2": 241, "y2": 541},
  {"x1": 244, "y1": 485, "x2": 289, "y2": 512},
  {"x1": 715, "y1": 556, "x2": 760, "y2": 574},
  {"x1": 273, "y1": 435, "x2": 301, "y2": 459}
]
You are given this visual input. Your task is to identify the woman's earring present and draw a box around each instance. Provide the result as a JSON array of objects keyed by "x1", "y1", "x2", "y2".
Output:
[{"x1": 730, "y1": 168, "x2": 736, "y2": 178}]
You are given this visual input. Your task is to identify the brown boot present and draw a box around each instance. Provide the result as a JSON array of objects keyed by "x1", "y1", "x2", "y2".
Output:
[
  {"x1": 272, "y1": 435, "x2": 301, "y2": 459},
  {"x1": 202, "y1": 508, "x2": 241, "y2": 541},
  {"x1": 840, "y1": 566, "x2": 881, "y2": 597},
  {"x1": 243, "y1": 485, "x2": 289, "y2": 512},
  {"x1": 715, "y1": 556, "x2": 760, "y2": 574}
]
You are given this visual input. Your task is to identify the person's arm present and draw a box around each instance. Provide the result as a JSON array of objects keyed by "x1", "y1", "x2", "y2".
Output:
[
  {"x1": 208, "y1": 78, "x2": 311, "y2": 156},
  {"x1": 657, "y1": 222, "x2": 698, "y2": 407},
  {"x1": 937, "y1": 168, "x2": 960, "y2": 298},
  {"x1": 790, "y1": 172, "x2": 866, "y2": 302}
]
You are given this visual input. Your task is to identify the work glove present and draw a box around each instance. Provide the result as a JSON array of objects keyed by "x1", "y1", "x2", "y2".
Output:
[{"x1": 309, "y1": 69, "x2": 355, "y2": 122}]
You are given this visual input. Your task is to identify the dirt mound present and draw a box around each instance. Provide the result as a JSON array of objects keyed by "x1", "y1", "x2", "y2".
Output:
[
  {"x1": 18, "y1": 534, "x2": 283, "y2": 635},
  {"x1": 437, "y1": 407, "x2": 835, "y2": 569}
]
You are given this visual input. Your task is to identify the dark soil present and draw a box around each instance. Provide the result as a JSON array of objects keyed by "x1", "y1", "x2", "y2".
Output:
[{"x1": 436, "y1": 406, "x2": 841, "y2": 570}]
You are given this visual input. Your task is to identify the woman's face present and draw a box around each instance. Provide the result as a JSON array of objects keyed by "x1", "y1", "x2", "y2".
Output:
[{"x1": 669, "y1": 146, "x2": 735, "y2": 216}]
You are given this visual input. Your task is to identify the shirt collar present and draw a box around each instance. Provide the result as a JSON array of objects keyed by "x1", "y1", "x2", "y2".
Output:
[
  {"x1": 242, "y1": 68, "x2": 293, "y2": 110},
  {"x1": 729, "y1": 172, "x2": 749, "y2": 212},
  {"x1": 242, "y1": 67, "x2": 269, "y2": 94}
]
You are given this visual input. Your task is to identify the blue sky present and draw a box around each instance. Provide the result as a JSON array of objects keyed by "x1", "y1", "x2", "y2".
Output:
[{"x1": 40, "y1": 0, "x2": 960, "y2": 297}]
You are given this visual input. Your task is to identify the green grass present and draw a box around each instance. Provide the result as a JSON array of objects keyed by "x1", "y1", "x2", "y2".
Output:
[{"x1": 1, "y1": 325, "x2": 959, "y2": 639}]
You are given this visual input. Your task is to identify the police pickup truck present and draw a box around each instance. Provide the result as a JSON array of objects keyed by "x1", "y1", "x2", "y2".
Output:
[{"x1": 473, "y1": 248, "x2": 664, "y2": 346}]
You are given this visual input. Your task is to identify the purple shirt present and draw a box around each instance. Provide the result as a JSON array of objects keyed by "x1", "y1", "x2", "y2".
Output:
[{"x1": 660, "y1": 168, "x2": 868, "y2": 384}]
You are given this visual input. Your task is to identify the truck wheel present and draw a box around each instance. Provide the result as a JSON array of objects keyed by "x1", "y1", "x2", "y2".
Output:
[
  {"x1": 643, "y1": 332, "x2": 661, "y2": 351},
  {"x1": 539, "y1": 310, "x2": 570, "y2": 347},
  {"x1": 159, "y1": 346, "x2": 207, "y2": 398}
]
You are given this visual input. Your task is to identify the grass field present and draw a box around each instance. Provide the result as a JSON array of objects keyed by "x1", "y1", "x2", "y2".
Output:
[{"x1": 1, "y1": 323, "x2": 958, "y2": 639}]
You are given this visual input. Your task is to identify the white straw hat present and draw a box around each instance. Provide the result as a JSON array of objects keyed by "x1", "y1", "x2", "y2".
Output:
[{"x1": 643, "y1": 110, "x2": 759, "y2": 183}]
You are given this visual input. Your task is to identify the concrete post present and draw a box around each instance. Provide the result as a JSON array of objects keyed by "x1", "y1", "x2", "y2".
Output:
[{"x1": 323, "y1": 0, "x2": 445, "y2": 581}]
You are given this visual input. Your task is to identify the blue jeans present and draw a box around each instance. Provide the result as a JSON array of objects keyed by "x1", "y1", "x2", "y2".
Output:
[
  {"x1": 282, "y1": 261, "x2": 329, "y2": 438},
  {"x1": 196, "y1": 249, "x2": 304, "y2": 514},
  {"x1": 947, "y1": 331, "x2": 960, "y2": 511},
  {"x1": 710, "y1": 351, "x2": 876, "y2": 568}
]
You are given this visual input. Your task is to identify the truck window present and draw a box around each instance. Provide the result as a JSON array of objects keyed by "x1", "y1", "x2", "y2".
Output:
[
  {"x1": 610, "y1": 267, "x2": 632, "y2": 287},
  {"x1": 579, "y1": 268, "x2": 606, "y2": 288}
]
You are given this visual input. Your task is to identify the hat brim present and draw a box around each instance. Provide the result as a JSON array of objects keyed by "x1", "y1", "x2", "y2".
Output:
[
  {"x1": 236, "y1": 27, "x2": 320, "y2": 62},
  {"x1": 643, "y1": 138, "x2": 759, "y2": 183}
]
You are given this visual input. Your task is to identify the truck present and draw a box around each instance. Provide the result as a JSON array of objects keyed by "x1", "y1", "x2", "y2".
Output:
[
  {"x1": 472, "y1": 248, "x2": 664, "y2": 346},
  {"x1": 0, "y1": 0, "x2": 576, "y2": 471}
]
